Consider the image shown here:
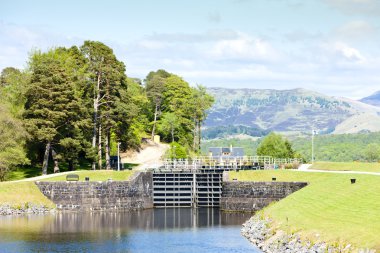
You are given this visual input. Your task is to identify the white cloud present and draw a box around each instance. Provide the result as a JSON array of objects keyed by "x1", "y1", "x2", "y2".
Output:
[
  {"x1": 323, "y1": 0, "x2": 380, "y2": 16},
  {"x1": 209, "y1": 34, "x2": 279, "y2": 62},
  {"x1": 334, "y1": 20, "x2": 377, "y2": 40},
  {"x1": 333, "y1": 42, "x2": 366, "y2": 62}
]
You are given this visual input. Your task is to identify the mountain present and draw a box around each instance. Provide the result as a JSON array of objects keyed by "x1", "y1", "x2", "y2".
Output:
[
  {"x1": 204, "y1": 87, "x2": 380, "y2": 136},
  {"x1": 360, "y1": 91, "x2": 380, "y2": 107}
]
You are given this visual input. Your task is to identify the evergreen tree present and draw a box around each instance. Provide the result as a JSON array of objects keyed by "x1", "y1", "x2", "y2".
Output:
[{"x1": 24, "y1": 49, "x2": 83, "y2": 175}]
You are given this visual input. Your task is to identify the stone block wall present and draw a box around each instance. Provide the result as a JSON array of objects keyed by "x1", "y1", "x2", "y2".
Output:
[
  {"x1": 35, "y1": 172, "x2": 153, "y2": 211},
  {"x1": 220, "y1": 181, "x2": 308, "y2": 212}
]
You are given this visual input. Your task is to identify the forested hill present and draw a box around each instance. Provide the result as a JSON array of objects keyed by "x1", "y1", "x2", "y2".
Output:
[
  {"x1": 0, "y1": 41, "x2": 214, "y2": 179},
  {"x1": 204, "y1": 87, "x2": 380, "y2": 136}
]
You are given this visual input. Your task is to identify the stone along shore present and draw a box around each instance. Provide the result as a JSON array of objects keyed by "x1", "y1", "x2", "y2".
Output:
[
  {"x1": 0, "y1": 203, "x2": 54, "y2": 215},
  {"x1": 241, "y1": 215, "x2": 375, "y2": 253}
]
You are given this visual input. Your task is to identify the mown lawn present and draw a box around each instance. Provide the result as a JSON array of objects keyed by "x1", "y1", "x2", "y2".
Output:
[
  {"x1": 310, "y1": 161, "x2": 380, "y2": 172},
  {"x1": 0, "y1": 182, "x2": 55, "y2": 208},
  {"x1": 230, "y1": 170, "x2": 380, "y2": 250},
  {"x1": 44, "y1": 170, "x2": 134, "y2": 182}
]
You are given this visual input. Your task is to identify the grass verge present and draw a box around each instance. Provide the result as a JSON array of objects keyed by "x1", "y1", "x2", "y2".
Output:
[
  {"x1": 310, "y1": 161, "x2": 380, "y2": 172},
  {"x1": 0, "y1": 181, "x2": 55, "y2": 208},
  {"x1": 44, "y1": 170, "x2": 134, "y2": 182},
  {"x1": 230, "y1": 170, "x2": 380, "y2": 250}
]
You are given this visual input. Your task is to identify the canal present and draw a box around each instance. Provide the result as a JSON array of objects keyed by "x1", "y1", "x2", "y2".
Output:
[{"x1": 0, "y1": 208, "x2": 261, "y2": 252}]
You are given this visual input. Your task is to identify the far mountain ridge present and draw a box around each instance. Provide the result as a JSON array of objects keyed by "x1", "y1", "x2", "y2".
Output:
[
  {"x1": 204, "y1": 87, "x2": 380, "y2": 137},
  {"x1": 360, "y1": 90, "x2": 380, "y2": 107}
]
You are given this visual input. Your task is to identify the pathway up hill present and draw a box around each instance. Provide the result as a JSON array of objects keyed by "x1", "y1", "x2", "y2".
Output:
[
  {"x1": 121, "y1": 141, "x2": 169, "y2": 170},
  {"x1": 231, "y1": 169, "x2": 380, "y2": 250}
]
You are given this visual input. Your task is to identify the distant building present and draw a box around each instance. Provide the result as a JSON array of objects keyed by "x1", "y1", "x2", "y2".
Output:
[{"x1": 208, "y1": 146, "x2": 244, "y2": 157}]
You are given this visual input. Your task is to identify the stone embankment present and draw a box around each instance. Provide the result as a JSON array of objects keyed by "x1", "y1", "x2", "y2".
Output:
[
  {"x1": 35, "y1": 172, "x2": 153, "y2": 211},
  {"x1": 242, "y1": 215, "x2": 375, "y2": 253},
  {"x1": 221, "y1": 181, "x2": 308, "y2": 212},
  {"x1": 0, "y1": 203, "x2": 54, "y2": 216}
]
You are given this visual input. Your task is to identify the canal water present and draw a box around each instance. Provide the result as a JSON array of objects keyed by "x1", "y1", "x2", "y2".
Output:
[{"x1": 0, "y1": 208, "x2": 261, "y2": 253}]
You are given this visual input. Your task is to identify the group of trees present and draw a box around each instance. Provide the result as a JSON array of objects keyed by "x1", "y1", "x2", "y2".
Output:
[
  {"x1": 0, "y1": 41, "x2": 214, "y2": 179},
  {"x1": 202, "y1": 131, "x2": 380, "y2": 163}
]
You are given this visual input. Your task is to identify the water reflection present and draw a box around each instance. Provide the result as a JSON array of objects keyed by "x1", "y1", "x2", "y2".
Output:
[{"x1": 0, "y1": 209, "x2": 259, "y2": 253}]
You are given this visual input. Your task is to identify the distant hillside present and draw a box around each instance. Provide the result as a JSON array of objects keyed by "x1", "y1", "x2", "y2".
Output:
[
  {"x1": 201, "y1": 132, "x2": 380, "y2": 162},
  {"x1": 204, "y1": 87, "x2": 380, "y2": 136},
  {"x1": 360, "y1": 91, "x2": 380, "y2": 107}
]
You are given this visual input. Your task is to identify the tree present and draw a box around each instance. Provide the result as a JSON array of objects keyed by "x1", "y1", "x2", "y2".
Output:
[
  {"x1": 0, "y1": 105, "x2": 29, "y2": 181},
  {"x1": 24, "y1": 49, "x2": 83, "y2": 175},
  {"x1": 0, "y1": 67, "x2": 29, "y2": 117},
  {"x1": 158, "y1": 112, "x2": 180, "y2": 143},
  {"x1": 146, "y1": 74, "x2": 166, "y2": 140},
  {"x1": 190, "y1": 85, "x2": 214, "y2": 153},
  {"x1": 80, "y1": 41, "x2": 126, "y2": 170},
  {"x1": 168, "y1": 142, "x2": 187, "y2": 159},
  {"x1": 257, "y1": 132, "x2": 295, "y2": 158},
  {"x1": 365, "y1": 143, "x2": 380, "y2": 162}
]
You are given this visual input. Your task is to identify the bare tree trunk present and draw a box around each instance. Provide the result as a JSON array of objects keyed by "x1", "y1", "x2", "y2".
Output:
[
  {"x1": 92, "y1": 73, "x2": 101, "y2": 170},
  {"x1": 171, "y1": 127, "x2": 174, "y2": 143},
  {"x1": 151, "y1": 104, "x2": 158, "y2": 140},
  {"x1": 105, "y1": 131, "x2": 111, "y2": 170},
  {"x1": 192, "y1": 118, "x2": 197, "y2": 151},
  {"x1": 198, "y1": 120, "x2": 201, "y2": 153},
  {"x1": 42, "y1": 142, "x2": 51, "y2": 175},
  {"x1": 98, "y1": 123, "x2": 102, "y2": 170},
  {"x1": 51, "y1": 148, "x2": 60, "y2": 173}
]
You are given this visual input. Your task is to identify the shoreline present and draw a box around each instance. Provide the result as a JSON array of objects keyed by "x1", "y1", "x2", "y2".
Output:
[
  {"x1": 241, "y1": 215, "x2": 376, "y2": 253},
  {"x1": 0, "y1": 203, "x2": 55, "y2": 216}
]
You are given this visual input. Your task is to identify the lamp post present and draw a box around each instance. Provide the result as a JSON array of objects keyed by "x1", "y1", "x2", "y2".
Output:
[
  {"x1": 311, "y1": 130, "x2": 317, "y2": 163},
  {"x1": 117, "y1": 142, "x2": 121, "y2": 171}
]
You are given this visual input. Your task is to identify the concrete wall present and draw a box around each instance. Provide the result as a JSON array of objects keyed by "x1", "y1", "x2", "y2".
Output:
[
  {"x1": 36, "y1": 172, "x2": 153, "y2": 211},
  {"x1": 220, "y1": 181, "x2": 308, "y2": 212}
]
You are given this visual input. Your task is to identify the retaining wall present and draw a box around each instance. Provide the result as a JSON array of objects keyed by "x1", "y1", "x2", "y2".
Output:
[
  {"x1": 220, "y1": 181, "x2": 308, "y2": 212},
  {"x1": 35, "y1": 172, "x2": 153, "y2": 211}
]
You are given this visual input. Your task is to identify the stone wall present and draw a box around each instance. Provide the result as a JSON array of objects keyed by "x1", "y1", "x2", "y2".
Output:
[
  {"x1": 35, "y1": 172, "x2": 153, "y2": 211},
  {"x1": 220, "y1": 181, "x2": 308, "y2": 212}
]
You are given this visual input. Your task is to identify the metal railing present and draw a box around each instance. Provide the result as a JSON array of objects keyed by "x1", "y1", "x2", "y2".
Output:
[{"x1": 151, "y1": 156, "x2": 302, "y2": 172}]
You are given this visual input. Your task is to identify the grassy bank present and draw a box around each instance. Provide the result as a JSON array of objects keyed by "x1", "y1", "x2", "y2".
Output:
[
  {"x1": 1, "y1": 170, "x2": 134, "y2": 208},
  {"x1": 44, "y1": 170, "x2": 134, "y2": 182},
  {"x1": 0, "y1": 182, "x2": 55, "y2": 208},
  {"x1": 230, "y1": 170, "x2": 380, "y2": 250},
  {"x1": 310, "y1": 161, "x2": 380, "y2": 172}
]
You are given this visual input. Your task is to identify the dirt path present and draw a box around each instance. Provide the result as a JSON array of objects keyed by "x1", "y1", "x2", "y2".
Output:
[
  {"x1": 121, "y1": 142, "x2": 169, "y2": 170},
  {"x1": 297, "y1": 164, "x2": 380, "y2": 176}
]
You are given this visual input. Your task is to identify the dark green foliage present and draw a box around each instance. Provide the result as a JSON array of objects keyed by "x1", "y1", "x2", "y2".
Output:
[
  {"x1": 257, "y1": 132, "x2": 296, "y2": 158},
  {"x1": 0, "y1": 42, "x2": 214, "y2": 177},
  {"x1": 168, "y1": 142, "x2": 187, "y2": 159},
  {"x1": 292, "y1": 132, "x2": 380, "y2": 162},
  {"x1": 0, "y1": 105, "x2": 29, "y2": 181},
  {"x1": 145, "y1": 71, "x2": 214, "y2": 152}
]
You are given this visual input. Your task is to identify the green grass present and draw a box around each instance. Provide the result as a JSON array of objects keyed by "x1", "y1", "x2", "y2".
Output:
[
  {"x1": 0, "y1": 181, "x2": 55, "y2": 208},
  {"x1": 44, "y1": 170, "x2": 134, "y2": 182},
  {"x1": 310, "y1": 161, "x2": 380, "y2": 172},
  {"x1": 230, "y1": 170, "x2": 380, "y2": 250}
]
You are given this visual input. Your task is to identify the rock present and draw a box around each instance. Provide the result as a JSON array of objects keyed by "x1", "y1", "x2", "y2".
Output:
[
  {"x1": 241, "y1": 214, "x2": 374, "y2": 253},
  {"x1": 0, "y1": 203, "x2": 54, "y2": 216}
]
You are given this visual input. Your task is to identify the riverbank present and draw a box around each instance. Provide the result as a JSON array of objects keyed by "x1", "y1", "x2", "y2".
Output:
[
  {"x1": 241, "y1": 215, "x2": 377, "y2": 253},
  {"x1": 231, "y1": 170, "x2": 380, "y2": 251}
]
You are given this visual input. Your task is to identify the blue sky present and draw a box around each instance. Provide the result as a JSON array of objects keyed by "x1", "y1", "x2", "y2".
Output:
[{"x1": 1, "y1": 0, "x2": 380, "y2": 98}]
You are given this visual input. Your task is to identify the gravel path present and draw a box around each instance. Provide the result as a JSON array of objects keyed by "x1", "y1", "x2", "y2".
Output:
[{"x1": 121, "y1": 142, "x2": 169, "y2": 170}]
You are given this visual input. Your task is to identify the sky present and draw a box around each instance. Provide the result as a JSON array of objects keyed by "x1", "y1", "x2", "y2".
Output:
[{"x1": 1, "y1": 0, "x2": 380, "y2": 99}]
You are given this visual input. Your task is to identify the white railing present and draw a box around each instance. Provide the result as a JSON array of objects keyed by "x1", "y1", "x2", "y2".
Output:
[{"x1": 152, "y1": 156, "x2": 302, "y2": 171}]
